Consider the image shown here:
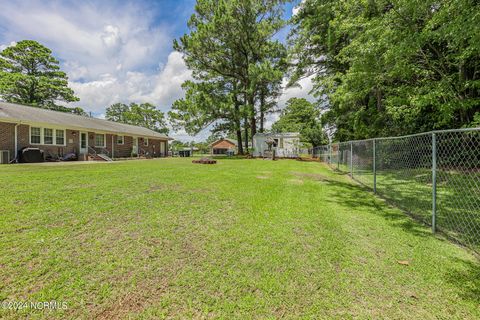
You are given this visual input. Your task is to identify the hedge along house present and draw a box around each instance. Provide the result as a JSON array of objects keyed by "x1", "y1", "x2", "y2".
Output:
[{"x1": 0, "y1": 102, "x2": 173, "y2": 163}]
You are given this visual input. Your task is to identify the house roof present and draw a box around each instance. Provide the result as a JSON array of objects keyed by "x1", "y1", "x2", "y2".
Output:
[
  {"x1": 208, "y1": 138, "x2": 238, "y2": 147},
  {"x1": 0, "y1": 101, "x2": 173, "y2": 140}
]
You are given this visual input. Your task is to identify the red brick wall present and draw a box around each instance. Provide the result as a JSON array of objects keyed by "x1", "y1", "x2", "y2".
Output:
[
  {"x1": 0, "y1": 121, "x2": 169, "y2": 161},
  {"x1": 113, "y1": 135, "x2": 133, "y2": 158},
  {"x1": 16, "y1": 125, "x2": 79, "y2": 158},
  {"x1": 138, "y1": 138, "x2": 168, "y2": 157},
  {"x1": 0, "y1": 122, "x2": 15, "y2": 161}
]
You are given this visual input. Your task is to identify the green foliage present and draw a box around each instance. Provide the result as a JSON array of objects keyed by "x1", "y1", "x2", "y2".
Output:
[
  {"x1": 290, "y1": 0, "x2": 480, "y2": 141},
  {"x1": 106, "y1": 102, "x2": 168, "y2": 134},
  {"x1": 272, "y1": 98, "x2": 327, "y2": 146},
  {"x1": 169, "y1": 80, "x2": 237, "y2": 135},
  {"x1": 170, "y1": 0, "x2": 288, "y2": 152},
  {"x1": 0, "y1": 40, "x2": 79, "y2": 109}
]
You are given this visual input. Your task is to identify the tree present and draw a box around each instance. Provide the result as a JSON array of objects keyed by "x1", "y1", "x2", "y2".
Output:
[
  {"x1": 0, "y1": 40, "x2": 79, "y2": 109},
  {"x1": 171, "y1": 0, "x2": 288, "y2": 153},
  {"x1": 53, "y1": 105, "x2": 90, "y2": 116},
  {"x1": 289, "y1": 0, "x2": 480, "y2": 140},
  {"x1": 106, "y1": 102, "x2": 168, "y2": 134},
  {"x1": 169, "y1": 79, "x2": 245, "y2": 153},
  {"x1": 105, "y1": 103, "x2": 130, "y2": 123},
  {"x1": 272, "y1": 97, "x2": 327, "y2": 147}
]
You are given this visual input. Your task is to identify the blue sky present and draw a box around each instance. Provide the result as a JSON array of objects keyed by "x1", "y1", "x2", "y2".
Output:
[{"x1": 0, "y1": 0, "x2": 309, "y2": 141}]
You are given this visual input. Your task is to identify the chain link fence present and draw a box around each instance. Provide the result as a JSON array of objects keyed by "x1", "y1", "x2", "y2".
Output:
[{"x1": 312, "y1": 128, "x2": 480, "y2": 252}]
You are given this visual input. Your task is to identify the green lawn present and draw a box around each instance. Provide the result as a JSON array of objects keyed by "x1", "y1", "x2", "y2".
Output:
[
  {"x1": 334, "y1": 165, "x2": 480, "y2": 251},
  {"x1": 0, "y1": 158, "x2": 479, "y2": 319}
]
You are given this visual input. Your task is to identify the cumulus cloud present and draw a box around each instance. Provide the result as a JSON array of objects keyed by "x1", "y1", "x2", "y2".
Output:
[
  {"x1": 69, "y1": 51, "x2": 191, "y2": 113},
  {"x1": 0, "y1": 0, "x2": 313, "y2": 140},
  {"x1": 0, "y1": 1, "x2": 180, "y2": 106},
  {"x1": 292, "y1": 0, "x2": 307, "y2": 16},
  {"x1": 277, "y1": 75, "x2": 315, "y2": 109}
]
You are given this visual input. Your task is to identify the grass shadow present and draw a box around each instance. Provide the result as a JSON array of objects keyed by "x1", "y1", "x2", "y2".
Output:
[
  {"x1": 319, "y1": 178, "x2": 433, "y2": 239},
  {"x1": 312, "y1": 175, "x2": 480, "y2": 305},
  {"x1": 445, "y1": 257, "x2": 480, "y2": 305}
]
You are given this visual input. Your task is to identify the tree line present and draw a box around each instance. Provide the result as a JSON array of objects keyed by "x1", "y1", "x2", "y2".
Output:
[
  {"x1": 289, "y1": 0, "x2": 480, "y2": 140},
  {"x1": 1, "y1": 0, "x2": 479, "y2": 147}
]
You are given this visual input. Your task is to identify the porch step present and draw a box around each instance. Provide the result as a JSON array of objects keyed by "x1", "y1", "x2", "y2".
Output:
[
  {"x1": 97, "y1": 154, "x2": 113, "y2": 162},
  {"x1": 87, "y1": 154, "x2": 113, "y2": 162}
]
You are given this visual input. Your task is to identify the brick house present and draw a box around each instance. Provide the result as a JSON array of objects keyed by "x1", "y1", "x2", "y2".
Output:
[
  {"x1": 209, "y1": 138, "x2": 237, "y2": 155},
  {"x1": 0, "y1": 102, "x2": 173, "y2": 163}
]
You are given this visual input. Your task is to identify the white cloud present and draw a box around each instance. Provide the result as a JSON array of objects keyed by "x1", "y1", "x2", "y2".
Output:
[
  {"x1": 69, "y1": 51, "x2": 191, "y2": 113},
  {"x1": 258, "y1": 75, "x2": 315, "y2": 132},
  {"x1": 292, "y1": 0, "x2": 306, "y2": 16},
  {"x1": 0, "y1": 0, "x2": 193, "y2": 129},
  {"x1": 277, "y1": 75, "x2": 315, "y2": 108},
  {"x1": 0, "y1": 41, "x2": 17, "y2": 51}
]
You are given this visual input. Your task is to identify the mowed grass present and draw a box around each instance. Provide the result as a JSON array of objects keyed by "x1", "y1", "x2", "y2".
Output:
[{"x1": 0, "y1": 158, "x2": 479, "y2": 319}]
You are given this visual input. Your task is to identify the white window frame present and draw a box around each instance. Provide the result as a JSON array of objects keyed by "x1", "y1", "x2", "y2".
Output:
[
  {"x1": 29, "y1": 126, "x2": 66, "y2": 146},
  {"x1": 116, "y1": 135, "x2": 124, "y2": 145},
  {"x1": 144, "y1": 138, "x2": 149, "y2": 146},
  {"x1": 30, "y1": 127, "x2": 41, "y2": 145},
  {"x1": 43, "y1": 128, "x2": 54, "y2": 145},
  {"x1": 55, "y1": 129, "x2": 65, "y2": 145},
  {"x1": 95, "y1": 133, "x2": 106, "y2": 148}
]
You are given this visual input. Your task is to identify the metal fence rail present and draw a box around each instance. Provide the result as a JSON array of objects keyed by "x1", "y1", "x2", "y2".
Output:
[{"x1": 313, "y1": 128, "x2": 480, "y2": 252}]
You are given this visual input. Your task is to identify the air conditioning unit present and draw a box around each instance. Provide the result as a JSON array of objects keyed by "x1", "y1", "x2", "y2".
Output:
[{"x1": 0, "y1": 150, "x2": 10, "y2": 164}]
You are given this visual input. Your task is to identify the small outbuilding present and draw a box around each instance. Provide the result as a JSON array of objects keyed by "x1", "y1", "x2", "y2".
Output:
[
  {"x1": 253, "y1": 132, "x2": 301, "y2": 158},
  {"x1": 209, "y1": 138, "x2": 237, "y2": 155}
]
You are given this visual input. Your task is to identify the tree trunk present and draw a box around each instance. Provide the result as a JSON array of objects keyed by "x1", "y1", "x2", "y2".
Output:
[
  {"x1": 234, "y1": 98, "x2": 243, "y2": 155},
  {"x1": 244, "y1": 116, "x2": 249, "y2": 153},
  {"x1": 236, "y1": 127, "x2": 243, "y2": 155},
  {"x1": 259, "y1": 90, "x2": 265, "y2": 133},
  {"x1": 376, "y1": 87, "x2": 382, "y2": 112},
  {"x1": 248, "y1": 94, "x2": 256, "y2": 148}
]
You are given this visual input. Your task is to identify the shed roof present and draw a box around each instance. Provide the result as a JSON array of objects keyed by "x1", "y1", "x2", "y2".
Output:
[
  {"x1": 208, "y1": 138, "x2": 238, "y2": 147},
  {"x1": 0, "y1": 101, "x2": 173, "y2": 140}
]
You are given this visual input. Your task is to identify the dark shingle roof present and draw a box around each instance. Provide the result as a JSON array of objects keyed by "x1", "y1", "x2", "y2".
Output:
[{"x1": 0, "y1": 101, "x2": 173, "y2": 140}]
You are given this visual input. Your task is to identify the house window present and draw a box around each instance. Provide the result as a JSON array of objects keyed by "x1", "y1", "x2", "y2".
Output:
[
  {"x1": 279, "y1": 138, "x2": 284, "y2": 148},
  {"x1": 30, "y1": 127, "x2": 41, "y2": 144},
  {"x1": 30, "y1": 127, "x2": 66, "y2": 145},
  {"x1": 95, "y1": 134, "x2": 105, "y2": 147},
  {"x1": 144, "y1": 138, "x2": 148, "y2": 146},
  {"x1": 117, "y1": 135, "x2": 124, "y2": 145},
  {"x1": 44, "y1": 128, "x2": 53, "y2": 145},
  {"x1": 56, "y1": 129, "x2": 65, "y2": 145}
]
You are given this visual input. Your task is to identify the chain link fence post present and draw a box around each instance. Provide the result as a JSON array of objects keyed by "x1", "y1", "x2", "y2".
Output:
[
  {"x1": 373, "y1": 139, "x2": 377, "y2": 194},
  {"x1": 337, "y1": 144, "x2": 340, "y2": 170},
  {"x1": 350, "y1": 141, "x2": 353, "y2": 178},
  {"x1": 432, "y1": 132, "x2": 437, "y2": 233},
  {"x1": 328, "y1": 143, "x2": 332, "y2": 166}
]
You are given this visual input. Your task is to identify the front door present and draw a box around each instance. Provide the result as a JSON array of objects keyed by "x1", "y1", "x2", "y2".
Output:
[
  {"x1": 160, "y1": 140, "x2": 165, "y2": 156},
  {"x1": 80, "y1": 132, "x2": 88, "y2": 154},
  {"x1": 132, "y1": 137, "x2": 138, "y2": 155}
]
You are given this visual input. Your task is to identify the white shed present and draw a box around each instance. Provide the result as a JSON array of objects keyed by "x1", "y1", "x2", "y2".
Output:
[{"x1": 252, "y1": 132, "x2": 301, "y2": 158}]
